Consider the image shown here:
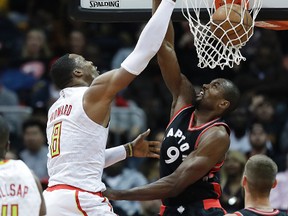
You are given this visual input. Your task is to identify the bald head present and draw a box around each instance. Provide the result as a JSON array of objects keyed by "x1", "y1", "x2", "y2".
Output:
[
  {"x1": 244, "y1": 155, "x2": 277, "y2": 195},
  {"x1": 0, "y1": 116, "x2": 9, "y2": 158}
]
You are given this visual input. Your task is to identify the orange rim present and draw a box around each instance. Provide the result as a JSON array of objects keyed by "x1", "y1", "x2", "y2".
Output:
[
  {"x1": 215, "y1": 0, "x2": 249, "y2": 9},
  {"x1": 255, "y1": 21, "x2": 288, "y2": 30}
]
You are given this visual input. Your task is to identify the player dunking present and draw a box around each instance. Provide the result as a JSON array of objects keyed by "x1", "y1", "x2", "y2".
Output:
[
  {"x1": 104, "y1": 0, "x2": 240, "y2": 215},
  {"x1": 0, "y1": 116, "x2": 46, "y2": 216},
  {"x1": 43, "y1": 0, "x2": 176, "y2": 215},
  {"x1": 225, "y1": 155, "x2": 287, "y2": 216}
]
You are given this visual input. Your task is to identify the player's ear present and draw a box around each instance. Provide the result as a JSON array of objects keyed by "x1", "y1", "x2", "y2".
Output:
[
  {"x1": 272, "y1": 179, "x2": 277, "y2": 188},
  {"x1": 241, "y1": 175, "x2": 247, "y2": 187},
  {"x1": 219, "y1": 99, "x2": 230, "y2": 110},
  {"x1": 73, "y1": 69, "x2": 84, "y2": 78}
]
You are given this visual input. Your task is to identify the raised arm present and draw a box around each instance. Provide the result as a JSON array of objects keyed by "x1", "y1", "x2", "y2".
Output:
[
  {"x1": 153, "y1": 0, "x2": 196, "y2": 118},
  {"x1": 84, "y1": 0, "x2": 176, "y2": 126},
  {"x1": 105, "y1": 126, "x2": 230, "y2": 200}
]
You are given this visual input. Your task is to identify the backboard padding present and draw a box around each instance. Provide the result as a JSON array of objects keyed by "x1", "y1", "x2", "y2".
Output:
[{"x1": 69, "y1": 0, "x2": 288, "y2": 22}]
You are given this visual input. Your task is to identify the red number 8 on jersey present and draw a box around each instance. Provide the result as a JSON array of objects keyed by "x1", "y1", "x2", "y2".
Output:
[{"x1": 50, "y1": 122, "x2": 62, "y2": 158}]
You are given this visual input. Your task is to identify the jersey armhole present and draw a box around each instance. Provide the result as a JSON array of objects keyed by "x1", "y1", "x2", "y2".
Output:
[{"x1": 166, "y1": 104, "x2": 193, "y2": 129}]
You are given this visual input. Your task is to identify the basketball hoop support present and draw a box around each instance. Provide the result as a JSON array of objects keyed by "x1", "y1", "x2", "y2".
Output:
[{"x1": 69, "y1": 0, "x2": 288, "y2": 23}]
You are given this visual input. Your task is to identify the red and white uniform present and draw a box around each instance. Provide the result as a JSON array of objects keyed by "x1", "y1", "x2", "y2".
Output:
[
  {"x1": 0, "y1": 160, "x2": 41, "y2": 216},
  {"x1": 44, "y1": 87, "x2": 115, "y2": 215}
]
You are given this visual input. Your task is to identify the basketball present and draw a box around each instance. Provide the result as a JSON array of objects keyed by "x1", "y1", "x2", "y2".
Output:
[{"x1": 210, "y1": 4, "x2": 253, "y2": 46}]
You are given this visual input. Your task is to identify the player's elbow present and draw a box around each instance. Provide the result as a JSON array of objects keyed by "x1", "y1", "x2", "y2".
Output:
[
  {"x1": 159, "y1": 176, "x2": 182, "y2": 198},
  {"x1": 163, "y1": 183, "x2": 186, "y2": 198},
  {"x1": 159, "y1": 40, "x2": 174, "y2": 54},
  {"x1": 163, "y1": 185, "x2": 180, "y2": 198},
  {"x1": 164, "y1": 174, "x2": 187, "y2": 197},
  {"x1": 170, "y1": 182, "x2": 188, "y2": 197},
  {"x1": 169, "y1": 187, "x2": 182, "y2": 197}
]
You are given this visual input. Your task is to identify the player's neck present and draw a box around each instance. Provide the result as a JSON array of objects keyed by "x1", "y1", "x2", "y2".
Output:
[
  {"x1": 66, "y1": 79, "x2": 89, "y2": 88},
  {"x1": 245, "y1": 192, "x2": 272, "y2": 212},
  {"x1": 68, "y1": 83, "x2": 87, "y2": 88},
  {"x1": 194, "y1": 109, "x2": 220, "y2": 126}
]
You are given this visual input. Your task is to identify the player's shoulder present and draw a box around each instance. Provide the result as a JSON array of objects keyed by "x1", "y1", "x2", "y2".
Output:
[
  {"x1": 13, "y1": 160, "x2": 33, "y2": 172},
  {"x1": 15, "y1": 159, "x2": 29, "y2": 165},
  {"x1": 203, "y1": 124, "x2": 230, "y2": 139},
  {"x1": 197, "y1": 123, "x2": 230, "y2": 151},
  {"x1": 6, "y1": 159, "x2": 25, "y2": 166}
]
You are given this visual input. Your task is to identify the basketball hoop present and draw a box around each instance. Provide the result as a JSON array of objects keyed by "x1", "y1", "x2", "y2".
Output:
[
  {"x1": 182, "y1": 0, "x2": 262, "y2": 69},
  {"x1": 255, "y1": 20, "x2": 288, "y2": 30}
]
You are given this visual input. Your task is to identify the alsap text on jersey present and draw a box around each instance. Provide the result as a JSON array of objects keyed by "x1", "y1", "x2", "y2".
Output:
[{"x1": 0, "y1": 183, "x2": 29, "y2": 198}]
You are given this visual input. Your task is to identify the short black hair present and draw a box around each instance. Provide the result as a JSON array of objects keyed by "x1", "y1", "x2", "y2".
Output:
[
  {"x1": 22, "y1": 119, "x2": 46, "y2": 136},
  {"x1": 222, "y1": 79, "x2": 240, "y2": 114},
  {"x1": 0, "y1": 115, "x2": 9, "y2": 151},
  {"x1": 50, "y1": 54, "x2": 76, "y2": 89}
]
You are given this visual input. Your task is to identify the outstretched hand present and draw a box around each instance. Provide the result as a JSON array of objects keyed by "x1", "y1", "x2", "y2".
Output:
[{"x1": 130, "y1": 129, "x2": 161, "y2": 158}]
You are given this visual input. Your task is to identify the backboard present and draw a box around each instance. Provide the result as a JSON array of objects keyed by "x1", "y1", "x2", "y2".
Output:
[{"x1": 69, "y1": 0, "x2": 288, "y2": 23}]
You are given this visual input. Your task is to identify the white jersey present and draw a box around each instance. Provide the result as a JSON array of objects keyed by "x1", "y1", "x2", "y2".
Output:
[
  {"x1": 47, "y1": 87, "x2": 108, "y2": 192},
  {"x1": 0, "y1": 160, "x2": 41, "y2": 216}
]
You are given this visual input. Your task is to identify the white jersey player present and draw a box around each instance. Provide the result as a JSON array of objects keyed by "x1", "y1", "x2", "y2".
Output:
[
  {"x1": 0, "y1": 116, "x2": 46, "y2": 216},
  {"x1": 43, "y1": 0, "x2": 176, "y2": 215}
]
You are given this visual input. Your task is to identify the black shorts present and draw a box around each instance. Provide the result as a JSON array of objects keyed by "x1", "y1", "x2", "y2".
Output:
[{"x1": 159, "y1": 199, "x2": 226, "y2": 216}]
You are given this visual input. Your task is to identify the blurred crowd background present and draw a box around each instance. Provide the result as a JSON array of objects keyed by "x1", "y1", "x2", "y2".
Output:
[{"x1": 1, "y1": 0, "x2": 288, "y2": 215}]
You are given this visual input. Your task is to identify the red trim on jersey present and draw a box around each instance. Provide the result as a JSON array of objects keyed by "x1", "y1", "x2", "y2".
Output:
[
  {"x1": 0, "y1": 160, "x2": 10, "y2": 165},
  {"x1": 235, "y1": 212, "x2": 243, "y2": 216},
  {"x1": 159, "y1": 205, "x2": 167, "y2": 216},
  {"x1": 194, "y1": 122, "x2": 229, "y2": 149},
  {"x1": 188, "y1": 112, "x2": 220, "y2": 131},
  {"x1": 166, "y1": 105, "x2": 193, "y2": 129},
  {"x1": 213, "y1": 161, "x2": 224, "y2": 169},
  {"x1": 102, "y1": 197, "x2": 114, "y2": 212},
  {"x1": 46, "y1": 184, "x2": 103, "y2": 196},
  {"x1": 75, "y1": 190, "x2": 88, "y2": 216},
  {"x1": 211, "y1": 183, "x2": 222, "y2": 198},
  {"x1": 246, "y1": 207, "x2": 280, "y2": 215},
  {"x1": 203, "y1": 199, "x2": 225, "y2": 212}
]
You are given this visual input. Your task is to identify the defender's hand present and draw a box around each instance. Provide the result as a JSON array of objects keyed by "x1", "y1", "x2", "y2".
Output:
[{"x1": 128, "y1": 129, "x2": 161, "y2": 158}]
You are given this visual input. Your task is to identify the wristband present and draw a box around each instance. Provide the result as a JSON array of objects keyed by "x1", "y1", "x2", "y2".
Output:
[{"x1": 127, "y1": 142, "x2": 133, "y2": 157}]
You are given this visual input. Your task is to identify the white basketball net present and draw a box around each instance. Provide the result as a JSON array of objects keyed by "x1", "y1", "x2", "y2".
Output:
[{"x1": 182, "y1": 0, "x2": 262, "y2": 69}]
